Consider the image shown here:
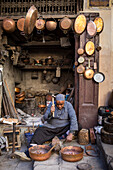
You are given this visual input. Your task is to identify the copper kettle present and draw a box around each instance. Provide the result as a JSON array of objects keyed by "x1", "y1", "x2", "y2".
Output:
[
  {"x1": 2, "y1": 18, "x2": 16, "y2": 33},
  {"x1": 46, "y1": 19, "x2": 57, "y2": 31}
]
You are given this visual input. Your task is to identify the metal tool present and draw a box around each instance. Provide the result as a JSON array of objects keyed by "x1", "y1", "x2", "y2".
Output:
[{"x1": 52, "y1": 95, "x2": 55, "y2": 117}]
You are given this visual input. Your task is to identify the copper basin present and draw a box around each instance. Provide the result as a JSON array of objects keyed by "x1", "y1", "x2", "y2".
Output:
[
  {"x1": 60, "y1": 146, "x2": 84, "y2": 162},
  {"x1": 29, "y1": 145, "x2": 52, "y2": 161}
]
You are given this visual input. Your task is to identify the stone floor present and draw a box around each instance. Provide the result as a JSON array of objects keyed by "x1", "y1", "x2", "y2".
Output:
[
  {"x1": 0, "y1": 137, "x2": 109, "y2": 170},
  {"x1": 33, "y1": 140, "x2": 108, "y2": 170},
  {"x1": 97, "y1": 134, "x2": 113, "y2": 170}
]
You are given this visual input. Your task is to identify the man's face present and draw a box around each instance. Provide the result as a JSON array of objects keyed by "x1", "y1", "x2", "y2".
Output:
[{"x1": 56, "y1": 100, "x2": 65, "y2": 110}]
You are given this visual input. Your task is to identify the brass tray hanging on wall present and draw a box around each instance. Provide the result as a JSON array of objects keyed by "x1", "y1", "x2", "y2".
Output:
[{"x1": 24, "y1": 5, "x2": 38, "y2": 35}]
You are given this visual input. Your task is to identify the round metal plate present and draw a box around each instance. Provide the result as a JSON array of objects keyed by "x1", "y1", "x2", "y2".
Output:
[
  {"x1": 94, "y1": 17, "x2": 104, "y2": 33},
  {"x1": 74, "y1": 14, "x2": 86, "y2": 34},
  {"x1": 77, "y1": 163, "x2": 92, "y2": 170},
  {"x1": 85, "y1": 41, "x2": 95, "y2": 56},
  {"x1": 87, "y1": 21, "x2": 97, "y2": 37},
  {"x1": 78, "y1": 56, "x2": 85, "y2": 64},
  {"x1": 24, "y1": 5, "x2": 38, "y2": 35},
  {"x1": 93, "y1": 72, "x2": 105, "y2": 83}
]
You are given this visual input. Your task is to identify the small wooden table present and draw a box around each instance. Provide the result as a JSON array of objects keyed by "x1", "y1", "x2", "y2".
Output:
[{"x1": 3, "y1": 127, "x2": 21, "y2": 151}]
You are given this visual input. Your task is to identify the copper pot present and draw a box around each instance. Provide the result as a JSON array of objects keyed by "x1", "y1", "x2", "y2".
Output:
[
  {"x1": 38, "y1": 104, "x2": 46, "y2": 108},
  {"x1": 29, "y1": 145, "x2": 55, "y2": 161},
  {"x1": 15, "y1": 87, "x2": 21, "y2": 93},
  {"x1": 16, "y1": 91, "x2": 25, "y2": 98},
  {"x1": 17, "y1": 18, "x2": 25, "y2": 32},
  {"x1": 59, "y1": 17, "x2": 72, "y2": 32},
  {"x1": 35, "y1": 17, "x2": 45, "y2": 31},
  {"x1": 46, "y1": 19, "x2": 57, "y2": 31},
  {"x1": 17, "y1": 95, "x2": 25, "y2": 101},
  {"x1": 15, "y1": 100, "x2": 23, "y2": 104},
  {"x1": 61, "y1": 146, "x2": 84, "y2": 162},
  {"x1": 2, "y1": 18, "x2": 16, "y2": 33}
]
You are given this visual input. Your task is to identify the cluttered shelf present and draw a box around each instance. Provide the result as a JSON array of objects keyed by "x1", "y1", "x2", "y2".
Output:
[{"x1": 19, "y1": 65, "x2": 73, "y2": 70}]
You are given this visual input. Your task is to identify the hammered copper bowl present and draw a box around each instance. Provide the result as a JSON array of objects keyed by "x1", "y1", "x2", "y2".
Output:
[
  {"x1": 60, "y1": 146, "x2": 84, "y2": 162},
  {"x1": 29, "y1": 145, "x2": 51, "y2": 161}
]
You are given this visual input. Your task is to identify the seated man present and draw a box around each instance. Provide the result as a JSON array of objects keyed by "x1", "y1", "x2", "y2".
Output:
[{"x1": 15, "y1": 94, "x2": 78, "y2": 161}]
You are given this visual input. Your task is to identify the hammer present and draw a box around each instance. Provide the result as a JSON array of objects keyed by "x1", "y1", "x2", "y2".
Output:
[{"x1": 52, "y1": 95, "x2": 55, "y2": 117}]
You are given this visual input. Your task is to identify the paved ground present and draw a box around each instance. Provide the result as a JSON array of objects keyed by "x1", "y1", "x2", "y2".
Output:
[
  {"x1": 0, "y1": 139, "x2": 108, "y2": 170},
  {"x1": 97, "y1": 134, "x2": 113, "y2": 170},
  {"x1": 0, "y1": 145, "x2": 33, "y2": 170},
  {"x1": 33, "y1": 140, "x2": 108, "y2": 170}
]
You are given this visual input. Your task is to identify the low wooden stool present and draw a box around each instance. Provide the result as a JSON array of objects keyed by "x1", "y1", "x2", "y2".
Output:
[{"x1": 3, "y1": 127, "x2": 21, "y2": 151}]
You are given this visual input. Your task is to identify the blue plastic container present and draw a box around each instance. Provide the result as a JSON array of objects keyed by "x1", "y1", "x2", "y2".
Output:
[{"x1": 25, "y1": 132, "x2": 34, "y2": 146}]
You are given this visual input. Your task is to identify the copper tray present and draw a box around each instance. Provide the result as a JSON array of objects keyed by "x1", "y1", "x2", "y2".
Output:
[
  {"x1": 24, "y1": 5, "x2": 38, "y2": 34},
  {"x1": 60, "y1": 146, "x2": 84, "y2": 162}
]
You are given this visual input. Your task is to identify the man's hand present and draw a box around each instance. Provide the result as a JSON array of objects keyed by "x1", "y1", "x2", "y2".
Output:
[
  {"x1": 66, "y1": 133, "x2": 73, "y2": 142},
  {"x1": 51, "y1": 106, "x2": 55, "y2": 113}
]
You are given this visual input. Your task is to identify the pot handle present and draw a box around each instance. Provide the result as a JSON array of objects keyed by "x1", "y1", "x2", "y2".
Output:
[
  {"x1": 39, "y1": 16, "x2": 44, "y2": 19},
  {"x1": 46, "y1": 17, "x2": 57, "y2": 23},
  {"x1": 48, "y1": 143, "x2": 57, "y2": 153}
]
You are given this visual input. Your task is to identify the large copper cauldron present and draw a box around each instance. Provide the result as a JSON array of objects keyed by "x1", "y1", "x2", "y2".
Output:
[
  {"x1": 29, "y1": 145, "x2": 55, "y2": 161},
  {"x1": 60, "y1": 146, "x2": 84, "y2": 162}
]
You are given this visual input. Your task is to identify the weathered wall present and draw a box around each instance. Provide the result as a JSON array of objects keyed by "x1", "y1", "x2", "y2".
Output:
[
  {"x1": 2, "y1": 49, "x2": 74, "y2": 104},
  {"x1": 84, "y1": 0, "x2": 113, "y2": 106}
]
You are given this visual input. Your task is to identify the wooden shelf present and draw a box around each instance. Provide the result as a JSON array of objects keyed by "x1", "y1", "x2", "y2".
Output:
[
  {"x1": 19, "y1": 65, "x2": 72, "y2": 70},
  {"x1": 20, "y1": 41, "x2": 61, "y2": 47}
]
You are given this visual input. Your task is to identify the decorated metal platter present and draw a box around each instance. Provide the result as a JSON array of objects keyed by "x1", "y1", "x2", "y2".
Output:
[
  {"x1": 94, "y1": 17, "x2": 104, "y2": 33},
  {"x1": 74, "y1": 14, "x2": 86, "y2": 34},
  {"x1": 85, "y1": 41, "x2": 95, "y2": 56}
]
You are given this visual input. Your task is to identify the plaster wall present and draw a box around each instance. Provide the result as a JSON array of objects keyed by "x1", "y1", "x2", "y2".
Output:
[{"x1": 84, "y1": 0, "x2": 113, "y2": 106}]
